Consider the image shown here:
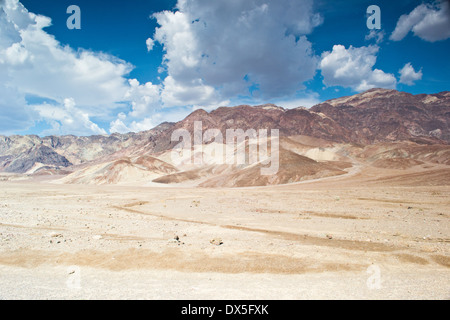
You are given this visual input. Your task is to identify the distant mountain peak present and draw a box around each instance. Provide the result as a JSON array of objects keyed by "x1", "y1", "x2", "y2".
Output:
[
  {"x1": 325, "y1": 88, "x2": 402, "y2": 107},
  {"x1": 253, "y1": 103, "x2": 285, "y2": 111}
]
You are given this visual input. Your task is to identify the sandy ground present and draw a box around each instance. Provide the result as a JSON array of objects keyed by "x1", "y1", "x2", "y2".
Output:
[{"x1": 0, "y1": 164, "x2": 449, "y2": 300}]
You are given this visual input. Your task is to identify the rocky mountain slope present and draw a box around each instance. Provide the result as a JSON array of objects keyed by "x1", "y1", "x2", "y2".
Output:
[
  {"x1": 152, "y1": 88, "x2": 449, "y2": 148},
  {"x1": 312, "y1": 89, "x2": 450, "y2": 144},
  {"x1": 0, "y1": 122, "x2": 174, "y2": 174}
]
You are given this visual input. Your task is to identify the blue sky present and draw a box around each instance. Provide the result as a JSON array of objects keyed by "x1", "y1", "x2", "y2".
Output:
[{"x1": 0, "y1": 0, "x2": 449, "y2": 136}]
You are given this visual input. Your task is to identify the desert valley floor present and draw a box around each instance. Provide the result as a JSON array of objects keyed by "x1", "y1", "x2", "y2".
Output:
[{"x1": 0, "y1": 162, "x2": 449, "y2": 300}]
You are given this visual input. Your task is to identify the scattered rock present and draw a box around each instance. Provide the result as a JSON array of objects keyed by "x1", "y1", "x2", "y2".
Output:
[
  {"x1": 50, "y1": 233, "x2": 63, "y2": 238},
  {"x1": 210, "y1": 238, "x2": 223, "y2": 246},
  {"x1": 168, "y1": 235, "x2": 181, "y2": 245}
]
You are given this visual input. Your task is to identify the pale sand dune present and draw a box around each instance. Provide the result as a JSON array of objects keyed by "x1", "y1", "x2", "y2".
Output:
[{"x1": 0, "y1": 162, "x2": 449, "y2": 299}]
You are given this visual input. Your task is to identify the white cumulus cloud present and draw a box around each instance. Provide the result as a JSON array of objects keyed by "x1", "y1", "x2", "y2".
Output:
[
  {"x1": 151, "y1": 0, "x2": 322, "y2": 107},
  {"x1": 390, "y1": 1, "x2": 450, "y2": 42},
  {"x1": 146, "y1": 38, "x2": 155, "y2": 52},
  {"x1": 0, "y1": 0, "x2": 141, "y2": 135},
  {"x1": 109, "y1": 106, "x2": 193, "y2": 134},
  {"x1": 125, "y1": 79, "x2": 162, "y2": 118},
  {"x1": 365, "y1": 30, "x2": 385, "y2": 44},
  {"x1": 109, "y1": 79, "x2": 166, "y2": 134},
  {"x1": 399, "y1": 63, "x2": 423, "y2": 85},
  {"x1": 320, "y1": 45, "x2": 397, "y2": 92},
  {"x1": 34, "y1": 98, "x2": 107, "y2": 136}
]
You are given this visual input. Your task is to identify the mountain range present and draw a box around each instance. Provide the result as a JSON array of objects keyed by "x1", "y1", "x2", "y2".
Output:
[{"x1": 1, "y1": 88, "x2": 449, "y2": 187}]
